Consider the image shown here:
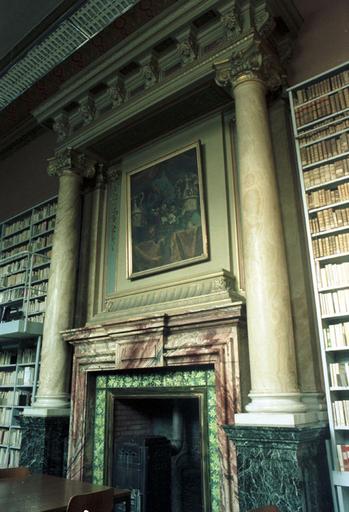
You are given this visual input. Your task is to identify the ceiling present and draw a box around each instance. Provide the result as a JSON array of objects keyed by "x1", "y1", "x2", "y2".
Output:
[{"x1": 0, "y1": 0, "x2": 67, "y2": 62}]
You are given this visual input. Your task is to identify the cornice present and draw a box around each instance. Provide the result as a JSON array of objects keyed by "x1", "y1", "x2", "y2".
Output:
[{"x1": 30, "y1": 0, "x2": 301, "y2": 153}]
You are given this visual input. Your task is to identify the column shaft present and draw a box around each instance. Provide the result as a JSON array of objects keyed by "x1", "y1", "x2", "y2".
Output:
[
  {"x1": 234, "y1": 77, "x2": 304, "y2": 413},
  {"x1": 34, "y1": 171, "x2": 82, "y2": 409}
]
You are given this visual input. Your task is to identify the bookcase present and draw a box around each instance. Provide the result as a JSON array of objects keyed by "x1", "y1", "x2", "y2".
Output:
[
  {"x1": 0, "y1": 196, "x2": 57, "y2": 468},
  {"x1": 288, "y1": 61, "x2": 349, "y2": 512}
]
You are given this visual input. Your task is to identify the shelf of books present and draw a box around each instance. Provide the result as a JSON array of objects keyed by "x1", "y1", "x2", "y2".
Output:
[
  {"x1": 0, "y1": 196, "x2": 56, "y2": 467},
  {"x1": 289, "y1": 61, "x2": 349, "y2": 512},
  {"x1": 0, "y1": 339, "x2": 41, "y2": 467}
]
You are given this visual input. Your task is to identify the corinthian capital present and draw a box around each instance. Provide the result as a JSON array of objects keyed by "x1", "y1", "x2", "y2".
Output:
[
  {"x1": 214, "y1": 36, "x2": 285, "y2": 92},
  {"x1": 47, "y1": 147, "x2": 97, "y2": 179}
]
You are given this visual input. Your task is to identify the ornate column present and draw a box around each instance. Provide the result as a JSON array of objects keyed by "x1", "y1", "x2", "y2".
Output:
[
  {"x1": 20, "y1": 147, "x2": 96, "y2": 475},
  {"x1": 214, "y1": 37, "x2": 331, "y2": 512},
  {"x1": 33, "y1": 148, "x2": 96, "y2": 411},
  {"x1": 215, "y1": 37, "x2": 314, "y2": 425}
]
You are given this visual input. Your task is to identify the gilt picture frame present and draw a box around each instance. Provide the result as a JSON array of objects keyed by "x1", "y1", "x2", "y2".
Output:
[{"x1": 127, "y1": 141, "x2": 208, "y2": 279}]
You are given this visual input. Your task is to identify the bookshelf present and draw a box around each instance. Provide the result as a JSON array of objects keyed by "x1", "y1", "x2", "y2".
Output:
[
  {"x1": 0, "y1": 196, "x2": 57, "y2": 468},
  {"x1": 289, "y1": 61, "x2": 349, "y2": 512}
]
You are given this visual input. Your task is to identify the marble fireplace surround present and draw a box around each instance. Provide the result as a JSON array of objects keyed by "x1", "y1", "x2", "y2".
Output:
[{"x1": 63, "y1": 303, "x2": 248, "y2": 512}]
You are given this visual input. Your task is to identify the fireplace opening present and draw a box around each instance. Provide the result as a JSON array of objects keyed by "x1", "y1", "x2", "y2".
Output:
[{"x1": 108, "y1": 391, "x2": 208, "y2": 512}]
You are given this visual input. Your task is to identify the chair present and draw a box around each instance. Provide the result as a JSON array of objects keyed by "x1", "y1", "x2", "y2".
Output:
[
  {"x1": 0, "y1": 466, "x2": 30, "y2": 479},
  {"x1": 66, "y1": 488, "x2": 114, "y2": 512},
  {"x1": 248, "y1": 507, "x2": 281, "y2": 512}
]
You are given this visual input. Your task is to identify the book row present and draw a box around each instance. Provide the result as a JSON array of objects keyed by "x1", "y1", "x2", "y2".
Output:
[
  {"x1": 0, "y1": 408, "x2": 12, "y2": 425},
  {"x1": 1, "y1": 230, "x2": 30, "y2": 250},
  {"x1": 1, "y1": 218, "x2": 30, "y2": 238},
  {"x1": 0, "y1": 428, "x2": 21, "y2": 447},
  {"x1": 0, "y1": 281, "x2": 48, "y2": 305},
  {"x1": 323, "y1": 322, "x2": 349, "y2": 349},
  {"x1": 28, "y1": 313, "x2": 44, "y2": 323},
  {"x1": 329, "y1": 362, "x2": 349, "y2": 387},
  {"x1": 1, "y1": 244, "x2": 28, "y2": 262},
  {"x1": 319, "y1": 289, "x2": 349, "y2": 316},
  {"x1": 32, "y1": 218, "x2": 55, "y2": 237},
  {"x1": 300, "y1": 131, "x2": 349, "y2": 166},
  {"x1": 316, "y1": 261, "x2": 349, "y2": 289},
  {"x1": 309, "y1": 206, "x2": 349, "y2": 234},
  {"x1": 312, "y1": 232, "x2": 349, "y2": 258},
  {"x1": 17, "y1": 347, "x2": 36, "y2": 364},
  {"x1": 0, "y1": 372, "x2": 16, "y2": 386},
  {"x1": 0, "y1": 447, "x2": 20, "y2": 467},
  {"x1": 0, "y1": 390, "x2": 31, "y2": 406},
  {"x1": 0, "y1": 352, "x2": 16, "y2": 366},
  {"x1": 332, "y1": 400, "x2": 349, "y2": 428},
  {"x1": 0, "y1": 271, "x2": 26, "y2": 289},
  {"x1": 30, "y1": 234, "x2": 53, "y2": 252},
  {"x1": 307, "y1": 182, "x2": 349, "y2": 209},
  {"x1": 299, "y1": 116, "x2": 349, "y2": 146},
  {"x1": 295, "y1": 88, "x2": 349, "y2": 128},
  {"x1": 294, "y1": 70, "x2": 349, "y2": 105},
  {"x1": 303, "y1": 158, "x2": 349, "y2": 188},
  {"x1": 32, "y1": 266, "x2": 49, "y2": 282},
  {"x1": 0, "y1": 253, "x2": 48, "y2": 277},
  {"x1": 32, "y1": 202, "x2": 57, "y2": 224},
  {"x1": 27, "y1": 297, "x2": 46, "y2": 315},
  {"x1": 16, "y1": 367, "x2": 34, "y2": 386},
  {"x1": 337, "y1": 444, "x2": 349, "y2": 472}
]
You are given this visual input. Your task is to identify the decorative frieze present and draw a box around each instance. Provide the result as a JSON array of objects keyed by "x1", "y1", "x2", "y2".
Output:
[
  {"x1": 141, "y1": 56, "x2": 160, "y2": 89},
  {"x1": 103, "y1": 270, "x2": 241, "y2": 320},
  {"x1": 79, "y1": 94, "x2": 96, "y2": 125},
  {"x1": 221, "y1": 3, "x2": 242, "y2": 40},
  {"x1": 108, "y1": 76, "x2": 126, "y2": 107},
  {"x1": 52, "y1": 112, "x2": 70, "y2": 143},
  {"x1": 176, "y1": 33, "x2": 198, "y2": 65},
  {"x1": 47, "y1": 147, "x2": 97, "y2": 179}
]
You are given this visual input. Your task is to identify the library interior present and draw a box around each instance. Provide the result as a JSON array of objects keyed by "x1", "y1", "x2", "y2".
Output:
[{"x1": 0, "y1": 0, "x2": 348, "y2": 511}]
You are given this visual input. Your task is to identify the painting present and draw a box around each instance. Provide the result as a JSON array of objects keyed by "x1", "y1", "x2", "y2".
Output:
[{"x1": 127, "y1": 142, "x2": 208, "y2": 279}]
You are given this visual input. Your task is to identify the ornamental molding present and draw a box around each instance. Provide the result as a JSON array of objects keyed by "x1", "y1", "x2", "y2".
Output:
[
  {"x1": 47, "y1": 147, "x2": 98, "y2": 178},
  {"x1": 102, "y1": 270, "x2": 243, "y2": 320},
  {"x1": 176, "y1": 33, "x2": 198, "y2": 65},
  {"x1": 79, "y1": 95, "x2": 96, "y2": 125}
]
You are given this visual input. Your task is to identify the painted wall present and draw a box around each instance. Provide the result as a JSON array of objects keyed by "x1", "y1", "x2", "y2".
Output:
[
  {"x1": 0, "y1": 130, "x2": 58, "y2": 222},
  {"x1": 289, "y1": 0, "x2": 349, "y2": 85}
]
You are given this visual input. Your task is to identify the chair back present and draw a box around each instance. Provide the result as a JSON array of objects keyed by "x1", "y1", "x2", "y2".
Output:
[
  {"x1": 0, "y1": 467, "x2": 30, "y2": 479},
  {"x1": 66, "y1": 488, "x2": 114, "y2": 512}
]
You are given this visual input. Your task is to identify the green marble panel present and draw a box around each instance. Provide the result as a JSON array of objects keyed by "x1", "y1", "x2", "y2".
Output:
[{"x1": 93, "y1": 368, "x2": 220, "y2": 511}]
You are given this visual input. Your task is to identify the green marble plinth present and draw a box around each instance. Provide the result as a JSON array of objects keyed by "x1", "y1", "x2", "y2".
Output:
[
  {"x1": 19, "y1": 416, "x2": 69, "y2": 476},
  {"x1": 224, "y1": 424, "x2": 333, "y2": 512}
]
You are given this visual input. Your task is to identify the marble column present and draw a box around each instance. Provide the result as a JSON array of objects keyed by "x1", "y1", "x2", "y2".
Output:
[
  {"x1": 28, "y1": 148, "x2": 96, "y2": 414},
  {"x1": 215, "y1": 39, "x2": 314, "y2": 425}
]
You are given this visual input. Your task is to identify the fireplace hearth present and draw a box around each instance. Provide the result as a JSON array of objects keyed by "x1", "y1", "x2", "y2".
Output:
[{"x1": 110, "y1": 394, "x2": 206, "y2": 512}]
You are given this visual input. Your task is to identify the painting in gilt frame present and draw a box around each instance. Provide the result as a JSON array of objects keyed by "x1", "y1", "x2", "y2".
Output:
[{"x1": 127, "y1": 142, "x2": 208, "y2": 279}]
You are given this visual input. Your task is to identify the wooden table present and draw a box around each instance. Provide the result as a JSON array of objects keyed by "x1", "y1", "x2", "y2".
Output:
[{"x1": 0, "y1": 473, "x2": 131, "y2": 512}]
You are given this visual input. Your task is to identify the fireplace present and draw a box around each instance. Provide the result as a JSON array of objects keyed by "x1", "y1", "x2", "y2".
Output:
[
  {"x1": 64, "y1": 306, "x2": 248, "y2": 512},
  {"x1": 109, "y1": 391, "x2": 208, "y2": 512}
]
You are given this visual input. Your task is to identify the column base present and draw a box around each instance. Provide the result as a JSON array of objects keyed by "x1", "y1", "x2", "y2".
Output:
[
  {"x1": 235, "y1": 411, "x2": 318, "y2": 427},
  {"x1": 19, "y1": 415, "x2": 69, "y2": 476},
  {"x1": 245, "y1": 392, "x2": 307, "y2": 413},
  {"x1": 225, "y1": 424, "x2": 333, "y2": 512},
  {"x1": 32, "y1": 392, "x2": 70, "y2": 410},
  {"x1": 301, "y1": 392, "x2": 328, "y2": 423}
]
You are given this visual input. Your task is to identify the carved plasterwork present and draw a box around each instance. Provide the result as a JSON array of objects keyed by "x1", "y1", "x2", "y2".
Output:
[
  {"x1": 142, "y1": 56, "x2": 160, "y2": 89},
  {"x1": 214, "y1": 35, "x2": 286, "y2": 93},
  {"x1": 176, "y1": 33, "x2": 198, "y2": 65},
  {"x1": 108, "y1": 76, "x2": 126, "y2": 107},
  {"x1": 79, "y1": 95, "x2": 96, "y2": 125},
  {"x1": 221, "y1": 3, "x2": 242, "y2": 40},
  {"x1": 52, "y1": 112, "x2": 70, "y2": 143},
  {"x1": 47, "y1": 147, "x2": 97, "y2": 178}
]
